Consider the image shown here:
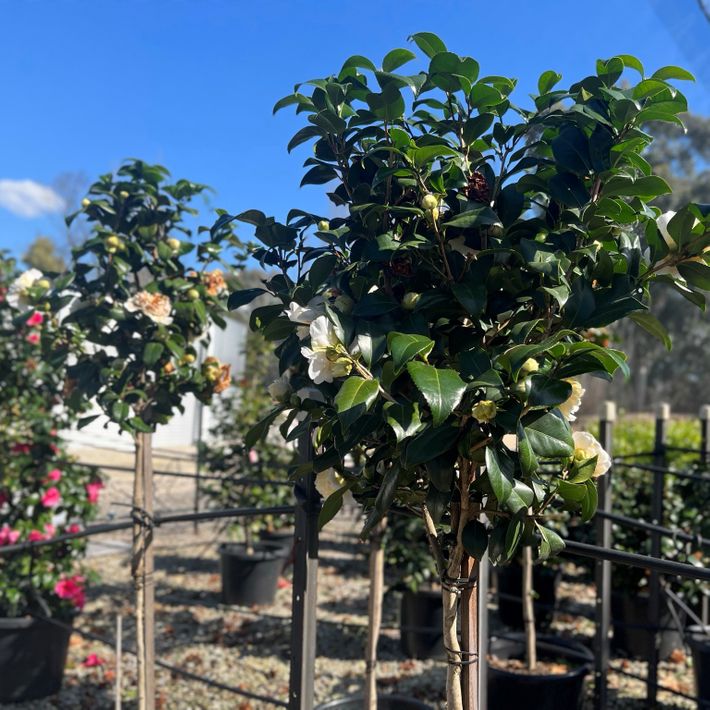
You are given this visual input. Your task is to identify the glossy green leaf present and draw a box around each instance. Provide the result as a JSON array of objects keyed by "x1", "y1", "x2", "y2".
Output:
[
  {"x1": 629, "y1": 311, "x2": 672, "y2": 351},
  {"x1": 382, "y1": 48, "x2": 417, "y2": 72},
  {"x1": 387, "y1": 332, "x2": 435, "y2": 374},
  {"x1": 522, "y1": 411, "x2": 574, "y2": 458},
  {"x1": 384, "y1": 400, "x2": 426, "y2": 442},
  {"x1": 406, "y1": 362, "x2": 467, "y2": 426},
  {"x1": 334, "y1": 376, "x2": 380, "y2": 430},
  {"x1": 409, "y1": 32, "x2": 447, "y2": 59},
  {"x1": 143, "y1": 342, "x2": 164, "y2": 366},
  {"x1": 537, "y1": 524, "x2": 565, "y2": 561},
  {"x1": 227, "y1": 288, "x2": 266, "y2": 310},
  {"x1": 485, "y1": 446, "x2": 514, "y2": 505},
  {"x1": 461, "y1": 520, "x2": 488, "y2": 559}
]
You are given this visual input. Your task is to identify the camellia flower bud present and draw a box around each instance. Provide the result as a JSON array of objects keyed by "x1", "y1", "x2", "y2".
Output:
[
  {"x1": 119, "y1": 191, "x2": 129, "y2": 199},
  {"x1": 421, "y1": 193, "x2": 439, "y2": 211},
  {"x1": 167, "y1": 238, "x2": 181, "y2": 252},
  {"x1": 471, "y1": 399, "x2": 497, "y2": 423},
  {"x1": 187, "y1": 288, "x2": 200, "y2": 301},
  {"x1": 402, "y1": 292, "x2": 421, "y2": 310},
  {"x1": 317, "y1": 219, "x2": 330, "y2": 232},
  {"x1": 36, "y1": 279, "x2": 51, "y2": 290},
  {"x1": 520, "y1": 358, "x2": 539, "y2": 376},
  {"x1": 181, "y1": 352, "x2": 196, "y2": 364},
  {"x1": 81, "y1": 198, "x2": 91, "y2": 208},
  {"x1": 105, "y1": 235, "x2": 121, "y2": 249}
]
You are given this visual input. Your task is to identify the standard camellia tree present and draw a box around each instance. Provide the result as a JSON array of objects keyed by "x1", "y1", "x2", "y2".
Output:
[
  {"x1": 226, "y1": 34, "x2": 709, "y2": 709},
  {"x1": 0, "y1": 254, "x2": 101, "y2": 701},
  {"x1": 59, "y1": 160, "x2": 242, "y2": 710}
]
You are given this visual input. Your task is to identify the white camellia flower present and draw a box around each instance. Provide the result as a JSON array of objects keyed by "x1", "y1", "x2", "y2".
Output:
[
  {"x1": 7, "y1": 268, "x2": 44, "y2": 309},
  {"x1": 572, "y1": 431, "x2": 612, "y2": 478},
  {"x1": 300, "y1": 315, "x2": 351, "y2": 384},
  {"x1": 267, "y1": 373, "x2": 292, "y2": 403},
  {"x1": 315, "y1": 468, "x2": 356, "y2": 508},
  {"x1": 558, "y1": 378, "x2": 585, "y2": 421},
  {"x1": 286, "y1": 296, "x2": 325, "y2": 338},
  {"x1": 657, "y1": 211, "x2": 677, "y2": 251},
  {"x1": 124, "y1": 290, "x2": 173, "y2": 325},
  {"x1": 449, "y1": 236, "x2": 479, "y2": 259}
]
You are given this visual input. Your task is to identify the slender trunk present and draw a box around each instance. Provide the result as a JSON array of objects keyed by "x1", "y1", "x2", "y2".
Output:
[
  {"x1": 460, "y1": 554, "x2": 478, "y2": 710},
  {"x1": 131, "y1": 432, "x2": 155, "y2": 710},
  {"x1": 364, "y1": 518, "x2": 387, "y2": 710},
  {"x1": 522, "y1": 545, "x2": 537, "y2": 671}
]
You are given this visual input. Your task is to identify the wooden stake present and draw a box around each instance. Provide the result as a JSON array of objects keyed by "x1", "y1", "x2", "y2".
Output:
[
  {"x1": 132, "y1": 432, "x2": 155, "y2": 710},
  {"x1": 115, "y1": 614, "x2": 122, "y2": 710},
  {"x1": 522, "y1": 545, "x2": 537, "y2": 671},
  {"x1": 364, "y1": 518, "x2": 387, "y2": 710},
  {"x1": 461, "y1": 554, "x2": 478, "y2": 710}
]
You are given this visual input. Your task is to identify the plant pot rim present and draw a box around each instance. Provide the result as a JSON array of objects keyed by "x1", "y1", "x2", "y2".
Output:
[
  {"x1": 489, "y1": 634, "x2": 593, "y2": 681},
  {"x1": 0, "y1": 614, "x2": 74, "y2": 630},
  {"x1": 218, "y1": 541, "x2": 288, "y2": 561}
]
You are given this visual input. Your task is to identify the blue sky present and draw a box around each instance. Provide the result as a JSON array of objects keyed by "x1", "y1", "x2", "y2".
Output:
[{"x1": 1, "y1": 0, "x2": 708, "y2": 263}]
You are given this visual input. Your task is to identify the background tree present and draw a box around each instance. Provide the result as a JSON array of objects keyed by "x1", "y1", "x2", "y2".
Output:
[{"x1": 22, "y1": 235, "x2": 66, "y2": 273}]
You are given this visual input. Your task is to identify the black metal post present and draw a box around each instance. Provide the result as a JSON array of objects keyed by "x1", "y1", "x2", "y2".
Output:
[
  {"x1": 700, "y1": 404, "x2": 710, "y2": 468},
  {"x1": 593, "y1": 401, "x2": 615, "y2": 710},
  {"x1": 288, "y1": 433, "x2": 320, "y2": 710},
  {"x1": 648, "y1": 402, "x2": 669, "y2": 708},
  {"x1": 478, "y1": 551, "x2": 489, "y2": 710}
]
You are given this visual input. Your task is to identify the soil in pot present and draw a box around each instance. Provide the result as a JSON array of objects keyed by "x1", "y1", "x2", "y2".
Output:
[
  {"x1": 687, "y1": 625, "x2": 710, "y2": 703},
  {"x1": 399, "y1": 588, "x2": 443, "y2": 660},
  {"x1": 487, "y1": 633, "x2": 592, "y2": 710},
  {"x1": 315, "y1": 695, "x2": 432, "y2": 709},
  {"x1": 496, "y1": 560, "x2": 560, "y2": 630},
  {"x1": 0, "y1": 616, "x2": 72, "y2": 703},
  {"x1": 611, "y1": 592, "x2": 685, "y2": 660},
  {"x1": 219, "y1": 542, "x2": 288, "y2": 606}
]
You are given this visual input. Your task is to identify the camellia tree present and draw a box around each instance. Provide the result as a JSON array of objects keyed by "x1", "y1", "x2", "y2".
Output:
[
  {"x1": 59, "y1": 160, "x2": 243, "y2": 710},
  {"x1": 225, "y1": 34, "x2": 710, "y2": 708},
  {"x1": 0, "y1": 254, "x2": 101, "y2": 619}
]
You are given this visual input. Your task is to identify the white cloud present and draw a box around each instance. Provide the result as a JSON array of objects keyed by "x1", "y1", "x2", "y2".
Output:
[{"x1": 0, "y1": 179, "x2": 65, "y2": 218}]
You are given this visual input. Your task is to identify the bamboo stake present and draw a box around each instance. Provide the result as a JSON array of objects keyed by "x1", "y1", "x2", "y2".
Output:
[
  {"x1": 364, "y1": 517, "x2": 387, "y2": 710},
  {"x1": 131, "y1": 432, "x2": 155, "y2": 710},
  {"x1": 460, "y1": 554, "x2": 478, "y2": 710},
  {"x1": 522, "y1": 545, "x2": 537, "y2": 671},
  {"x1": 115, "y1": 614, "x2": 122, "y2": 710}
]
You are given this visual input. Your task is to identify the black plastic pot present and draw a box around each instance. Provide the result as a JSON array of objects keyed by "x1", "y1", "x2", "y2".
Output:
[
  {"x1": 315, "y1": 695, "x2": 432, "y2": 709},
  {"x1": 611, "y1": 592, "x2": 685, "y2": 660},
  {"x1": 488, "y1": 634, "x2": 592, "y2": 710},
  {"x1": 0, "y1": 616, "x2": 72, "y2": 702},
  {"x1": 496, "y1": 561, "x2": 561, "y2": 630},
  {"x1": 219, "y1": 542, "x2": 288, "y2": 606},
  {"x1": 399, "y1": 588, "x2": 443, "y2": 660},
  {"x1": 687, "y1": 625, "x2": 710, "y2": 704},
  {"x1": 259, "y1": 528, "x2": 295, "y2": 552}
]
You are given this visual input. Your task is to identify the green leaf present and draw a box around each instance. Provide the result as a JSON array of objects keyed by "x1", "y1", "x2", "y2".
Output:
[
  {"x1": 334, "y1": 377, "x2": 380, "y2": 430},
  {"x1": 406, "y1": 362, "x2": 467, "y2": 427},
  {"x1": 616, "y1": 54, "x2": 644, "y2": 76},
  {"x1": 601, "y1": 174, "x2": 672, "y2": 200},
  {"x1": 485, "y1": 446, "x2": 514, "y2": 504},
  {"x1": 580, "y1": 479, "x2": 598, "y2": 522},
  {"x1": 504, "y1": 513, "x2": 524, "y2": 560},
  {"x1": 363, "y1": 466, "x2": 400, "y2": 536},
  {"x1": 452, "y1": 282, "x2": 486, "y2": 317},
  {"x1": 383, "y1": 400, "x2": 426, "y2": 442},
  {"x1": 404, "y1": 425, "x2": 459, "y2": 467},
  {"x1": 551, "y1": 126, "x2": 591, "y2": 175},
  {"x1": 443, "y1": 206, "x2": 500, "y2": 228},
  {"x1": 366, "y1": 83, "x2": 405, "y2": 121},
  {"x1": 538, "y1": 70, "x2": 562, "y2": 94},
  {"x1": 387, "y1": 332, "x2": 435, "y2": 374},
  {"x1": 537, "y1": 524, "x2": 565, "y2": 561},
  {"x1": 235, "y1": 209, "x2": 267, "y2": 226},
  {"x1": 461, "y1": 520, "x2": 488, "y2": 559},
  {"x1": 319, "y1": 490, "x2": 344, "y2": 529},
  {"x1": 678, "y1": 261, "x2": 710, "y2": 290},
  {"x1": 651, "y1": 65, "x2": 695, "y2": 82},
  {"x1": 341, "y1": 54, "x2": 377, "y2": 73},
  {"x1": 527, "y1": 375, "x2": 573, "y2": 409},
  {"x1": 143, "y1": 342, "x2": 164, "y2": 366},
  {"x1": 463, "y1": 113, "x2": 495, "y2": 144},
  {"x1": 506, "y1": 480, "x2": 535, "y2": 514},
  {"x1": 409, "y1": 31, "x2": 447, "y2": 59},
  {"x1": 245, "y1": 408, "x2": 284, "y2": 448},
  {"x1": 630, "y1": 311, "x2": 672, "y2": 351},
  {"x1": 549, "y1": 172, "x2": 590, "y2": 207},
  {"x1": 308, "y1": 253, "x2": 338, "y2": 288},
  {"x1": 522, "y1": 411, "x2": 574, "y2": 458},
  {"x1": 382, "y1": 48, "x2": 416, "y2": 72},
  {"x1": 353, "y1": 291, "x2": 399, "y2": 317},
  {"x1": 227, "y1": 288, "x2": 266, "y2": 310}
]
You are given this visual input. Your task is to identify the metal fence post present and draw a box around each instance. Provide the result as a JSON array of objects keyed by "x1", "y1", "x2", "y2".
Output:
[
  {"x1": 700, "y1": 405, "x2": 710, "y2": 468},
  {"x1": 648, "y1": 402, "x2": 669, "y2": 707},
  {"x1": 288, "y1": 433, "x2": 320, "y2": 710},
  {"x1": 594, "y1": 400, "x2": 615, "y2": 710}
]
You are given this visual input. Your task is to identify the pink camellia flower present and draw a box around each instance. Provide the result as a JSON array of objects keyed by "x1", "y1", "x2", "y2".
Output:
[
  {"x1": 248, "y1": 449, "x2": 259, "y2": 464},
  {"x1": 26, "y1": 311, "x2": 44, "y2": 327},
  {"x1": 44, "y1": 523, "x2": 56, "y2": 538},
  {"x1": 11, "y1": 443, "x2": 31, "y2": 455},
  {"x1": 28, "y1": 529, "x2": 46, "y2": 542},
  {"x1": 54, "y1": 575, "x2": 86, "y2": 609},
  {"x1": 0, "y1": 525, "x2": 20, "y2": 546},
  {"x1": 26, "y1": 332, "x2": 40, "y2": 345},
  {"x1": 41, "y1": 487, "x2": 61, "y2": 508},
  {"x1": 85, "y1": 481, "x2": 103, "y2": 504},
  {"x1": 46, "y1": 468, "x2": 62, "y2": 482},
  {"x1": 67, "y1": 523, "x2": 81, "y2": 534},
  {"x1": 82, "y1": 654, "x2": 105, "y2": 668},
  {"x1": 49, "y1": 443, "x2": 59, "y2": 455}
]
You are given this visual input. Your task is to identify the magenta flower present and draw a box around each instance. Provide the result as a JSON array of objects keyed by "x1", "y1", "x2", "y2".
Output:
[
  {"x1": 26, "y1": 311, "x2": 44, "y2": 327},
  {"x1": 25, "y1": 332, "x2": 40, "y2": 345},
  {"x1": 0, "y1": 491, "x2": 8, "y2": 506},
  {"x1": 82, "y1": 653, "x2": 105, "y2": 668},
  {"x1": 54, "y1": 575, "x2": 86, "y2": 609},
  {"x1": 85, "y1": 481, "x2": 103, "y2": 504},
  {"x1": 0, "y1": 525, "x2": 20, "y2": 546},
  {"x1": 41, "y1": 486, "x2": 61, "y2": 508},
  {"x1": 11, "y1": 442, "x2": 31, "y2": 455},
  {"x1": 67, "y1": 523, "x2": 81, "y2": 534},
  {"x1": 28, "y1": 529, "x2": 46, "y2": 542},
  {"x1": 46, "y1": 468, "x2": 62, "y2": 482}
]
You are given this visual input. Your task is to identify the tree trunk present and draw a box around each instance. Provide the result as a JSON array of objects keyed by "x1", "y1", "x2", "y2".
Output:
[
  {"x1": 460, "y1": 554, "x2": 478, "y2": 710},
  {"x1": 522, "y1": 545, "x2": 537, "y2": 671},
  {"x1": 364, "y1": 518, "x2": 387, "y2": 710},
  {"x1": 131, "y1": 432, "x2": 155, "y2": 710}
]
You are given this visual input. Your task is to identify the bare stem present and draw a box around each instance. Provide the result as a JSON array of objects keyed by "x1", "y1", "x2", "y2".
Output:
[
  {"x1": 522, "y1": 544, "x2": 537, "y2": 671},
  {"x1": 364, "y1": 518, "x2": 387, "y2": 710}
]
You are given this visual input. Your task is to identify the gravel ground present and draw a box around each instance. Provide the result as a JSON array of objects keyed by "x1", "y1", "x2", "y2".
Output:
[{"x1": 1, "y1": 493, "x2": 699, "y2": 709}]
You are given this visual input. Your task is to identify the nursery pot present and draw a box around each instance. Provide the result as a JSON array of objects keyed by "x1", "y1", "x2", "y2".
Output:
[
  {"x1": 488, "y1": 633, "x2": 593, "y2": 710},
  {"x1": 315, "y1": 695, "x2": 432, "y2": 709},
  {"x1": 0, "y1": 616, "x2": 72, "y2": 702},
  {"x1": 259, "y1": 528, "x2": 295, "y2": 552},
  {"x1": 399, "y1": 588, "x2": 444, "y2": 660},
  {"x1": 496, "y1": 561, "x2": 561, "y2": 630},
  {"x1": 219, "y1": 542, "x2": 288, "y2": 606},
  {"x1": 687, "y1": 625, "x2": 710, "y2": 704},
  {"x1": 611, "y1": 592, "x2": 685, "y2": 660}
]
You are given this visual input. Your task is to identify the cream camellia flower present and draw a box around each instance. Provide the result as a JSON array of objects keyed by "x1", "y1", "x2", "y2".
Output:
[
  {"x1": 520, "y1": 357, "x2": 540, "y2": 376},
  {"x1": 267, "y1": 373, "x2": 292, "y2": 403},
  {"x1": 472, "y1": 400, "x2": 497, "y2": 423},
  {"x1": 572, "y1": 431, "x2": 612, "y2": 478},
  {"x1": 124, "y1": 291, "x2": 173, "y2": 325},
  {"x1": 286, "y1": 296, "x2": 325, "y2": 338},
  {"x1": 558, "y1": 378, "x2": 585, "y2": 421},
  {"x1": 449, "y1": 236, "x2": 479, "y2": 259},
  {"x1": 300, "y1": 315, "x2": 351, "y2": 384},
  {"x1": 315, "y1": 468, "x2": 356, "y2": 508},
  {"x1": 7, "y1": 268, "x2": 44, "y2": 310},
  {"x1": 657, "y1": 211, "x2": 678, "y2": 252}
]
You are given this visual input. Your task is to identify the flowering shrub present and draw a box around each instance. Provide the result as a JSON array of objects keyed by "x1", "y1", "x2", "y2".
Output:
[
  {"x1": 0, "y1": 255, "x2": 101, "y2": 619},
  {"x1": 224, "y1": 36, "x2": 710, "y2": 705}
]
